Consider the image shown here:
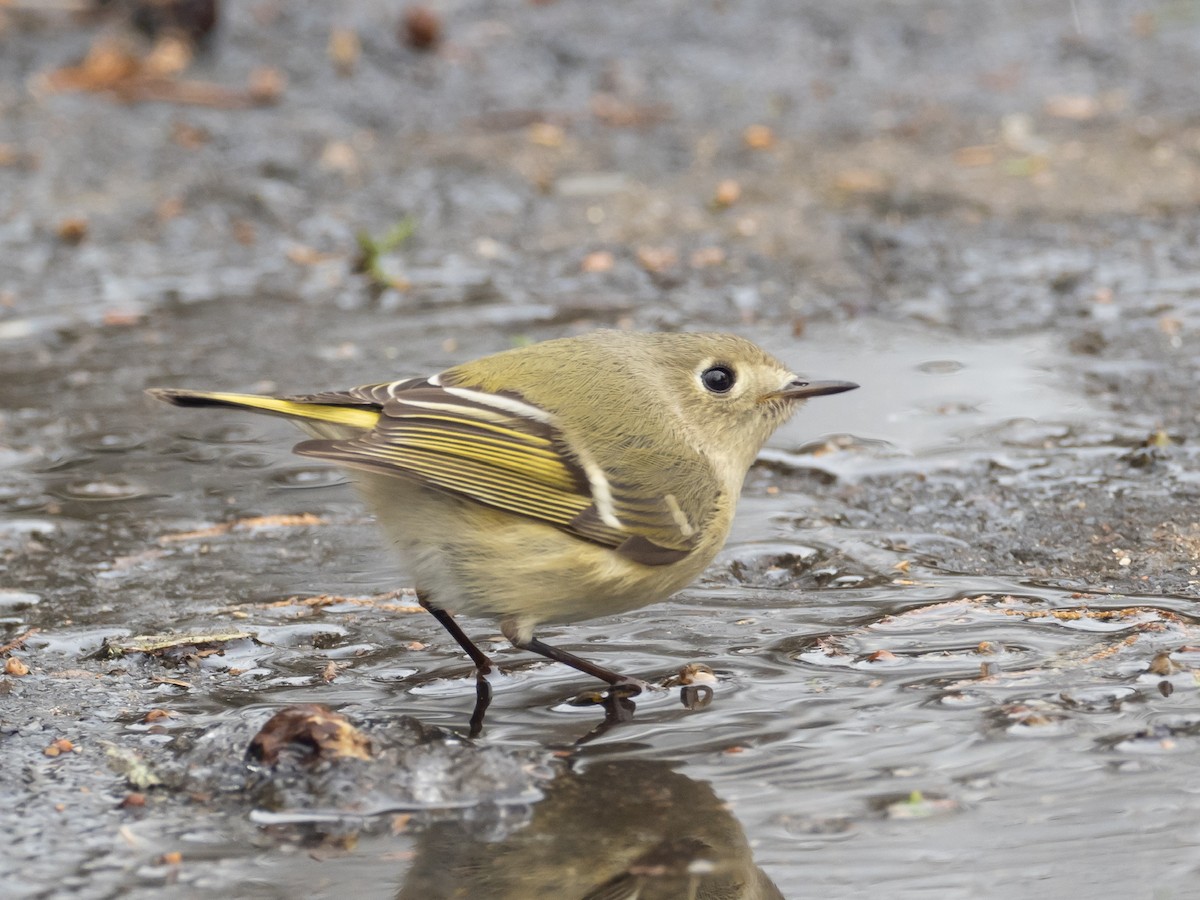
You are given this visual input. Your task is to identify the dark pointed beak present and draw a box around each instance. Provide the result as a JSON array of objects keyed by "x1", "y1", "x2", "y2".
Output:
[{"x1": 772, "y1": 379, "x2": 859, "y2": 400}]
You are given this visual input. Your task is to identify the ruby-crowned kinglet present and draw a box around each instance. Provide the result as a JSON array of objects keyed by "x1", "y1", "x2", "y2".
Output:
[{"x1": 150, "y1": 331, "x2": 856, "y2": 700}]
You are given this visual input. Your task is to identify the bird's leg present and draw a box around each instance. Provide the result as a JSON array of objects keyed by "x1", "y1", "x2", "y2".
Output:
[
  {"x1": 502, "y1": 622, "x2": 649, "y2": 697},
  {"x1": 466, "y1": 684, "x2": 491, "y2": 739},
  {"x1": 417, "y1": 591, "x2": 495, "y2": 673},
  {"x1": 417, "y1": 592, "x2": 495, "y2": 736}
]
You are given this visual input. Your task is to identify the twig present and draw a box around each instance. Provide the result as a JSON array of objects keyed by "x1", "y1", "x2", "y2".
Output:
[{"x1": 0, "y1": 627, "x2": 39, "y2": 655}]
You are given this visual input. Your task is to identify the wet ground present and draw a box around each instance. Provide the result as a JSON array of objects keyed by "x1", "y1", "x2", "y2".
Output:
[{"x1": 2, "y1": 1, "x2": 1200, "y2": 897}]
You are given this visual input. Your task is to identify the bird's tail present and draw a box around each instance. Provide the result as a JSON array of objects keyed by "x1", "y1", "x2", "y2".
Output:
[{"x1": 146, "y1": 388, "x2": 381, "y2": 433}]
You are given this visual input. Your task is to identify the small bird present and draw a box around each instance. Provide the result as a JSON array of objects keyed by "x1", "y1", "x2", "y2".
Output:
[{"x1": 149, "y1": 331, "x2": 856, "y2": 704}]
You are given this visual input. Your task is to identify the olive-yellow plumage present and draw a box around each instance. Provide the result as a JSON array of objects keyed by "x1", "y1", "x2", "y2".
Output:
[{"x1": 149, "y1": 330, "x2": 856, "y2": 699}]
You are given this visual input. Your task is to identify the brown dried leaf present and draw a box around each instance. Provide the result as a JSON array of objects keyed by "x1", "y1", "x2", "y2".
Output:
[
  {"x1": 713, "y1": 179, "x2": 741, "y2": 208},
  {"x1": 247, "y1": 704, "x2": 372, "y2": 765},
  {"x1": 170, "y1": 121, "x2": 210, "y2": 149},
  {"x1": 40, "y1": 38, "x2": 141, "y2": 93},
  {"x1": 328, "y1": 27, "x2": 361, "y2": 76},
  {"x1": 57, "y1": 217, "x2": 88, "y2": 244},
  {"x1": 954, "y1": 145, "x2": 996, "y2": 167},
  {"x1": 401, "y1": 6, "x2": 442, "y2": 50},
  {"x1": 689, "y1": 246, "x2": 726, "y2": 269},
  {"x1": 149, "y1": 676, "x2": 193, "y2": 689},
  {"x1": 225, "y1": 590, "x2": 420, "y2": 615},
  {"x1": 142, "y1": 36, "x2": 193, "y2": 79},
  {"x1": 635, "y1": 245, "x2": 678, "y2": 273},
  {"x1": 44, "y1": 738, "x2": 75, "y2": 757},
  {"x1": 580, "y1": 250, "x2": 615, "y2": 273},
  {"x1": 36, "y1": 35, "x2": 275, "y2": 109},
  {"x1": 590, "y1": 93, "x2": 670, "y2": 127},
  {"x1": 246, "y1": 67, "x2": 286, "y2": 105},
  {"x1": 158, "y1": 513, "x2": 327, "y2": 544},
  {"x1": 528, "y1": 121, "x2": 565, "y2": 148},
  {"x1": 1044, "y1": 94, "x2": 1101, "y2": 121},
  {"x1": 319, "y1": 140, "x2": 359, "y2": 175},
  {"x1": 100, "y1": 630, "x2": 254, "y2": 659},
  {"x1": 742, "y1": 124, "x2": 775, "y2": 150},
  {"x1": 834, "y1": 169, "x2": 889, "y2": 194},
  {"x1": 0, "y1": 628, "x2": 38, "y2": 655}
]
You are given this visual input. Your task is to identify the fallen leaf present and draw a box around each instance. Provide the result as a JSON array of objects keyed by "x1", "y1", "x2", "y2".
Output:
[
  {"x1": 247, "y1": 704, "x2": 372, "y2": 765},
  {"x1": 581, "y1": 250, "x2": 615, "y2": 273},
  {"x1": 158, "y1": 513, "x2": 327, "y2": 544},
  {"x1": 401, "y1": 6, "x2": 442, "y2": 51},
  {"x1": 689, "y1": 246, "x2": 726, "y2": 268},
  {"x1": 743, "y1": 124, "x2": 775, "y2": 149},
  {"x1": 834, "y1": 169, "x2": 889, "y2": 194},
  {"x1": 590, "y1": 93, "x2": 670, "y2": 127},
  {"x1": 635, "y1": 245, "x2": 678, "y2": 273},
  {"x1": 99, "y1": 631, "x2": 255, "y2": 659},
  {"x1": 44, "y1": 738, "x2": 75, "y2": 757},
  {"x1": 328, "y1": 27, "x2": 361, "y2": 76},
  {"x1": 528, "y1": 121, "x2": 565, "y2": 148},
  {"x1": 713, "y1": 179, "x2": 741, "y2": 207},
  {"x1": 1044, "y1": 94, "x2": 1101, "y2": 121},
  {"x1": 57, "y1": 218, "x2": 88, "y2": 244},
  {"x1": 954, "y1": 145, "x2": 996, "y2": 167}
]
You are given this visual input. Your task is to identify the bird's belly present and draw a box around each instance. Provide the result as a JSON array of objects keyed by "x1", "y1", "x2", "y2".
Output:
[{"x1": 354, "y1": 473, "x2": 715, "y2": 632}]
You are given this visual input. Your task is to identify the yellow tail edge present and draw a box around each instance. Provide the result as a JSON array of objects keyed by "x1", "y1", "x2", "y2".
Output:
[{"x1": 146, "y1": 388, "x2": 381, "y2": 430}]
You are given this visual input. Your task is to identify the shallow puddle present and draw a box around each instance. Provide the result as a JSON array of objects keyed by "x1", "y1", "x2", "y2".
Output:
[{"x1": 3, "y1": 291, "x2": 1197, "y2": 899}]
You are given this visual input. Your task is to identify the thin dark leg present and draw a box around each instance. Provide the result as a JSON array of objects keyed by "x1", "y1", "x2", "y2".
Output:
[
  {"x1": 514, "y1": 636, "x2": 648, "y2": 696},
  {"x1": 417, "y1": 592, "x2": 494, "y2": 674},
  {"x1": 417, "y1": 592, "x2": 495, "y2": 737},
  {"x1": 467, "y1": 677, "x2": 492, "y2": 739}
]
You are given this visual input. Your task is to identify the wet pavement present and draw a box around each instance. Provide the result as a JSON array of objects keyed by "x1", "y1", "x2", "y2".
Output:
[{"x1": 2, "y1": 2, "x2": 1200, "y2": 898}]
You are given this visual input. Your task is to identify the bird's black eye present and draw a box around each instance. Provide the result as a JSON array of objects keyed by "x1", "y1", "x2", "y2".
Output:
[{"x1": 701, "y1": 365, "x2": 736, "y2": 394}]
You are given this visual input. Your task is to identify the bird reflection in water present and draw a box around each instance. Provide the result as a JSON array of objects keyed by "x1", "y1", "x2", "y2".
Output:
[{"x1": 396, "y1": 748, "x2": 783, "y2": 899}]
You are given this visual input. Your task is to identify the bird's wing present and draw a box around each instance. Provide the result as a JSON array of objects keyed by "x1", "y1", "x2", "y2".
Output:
[
  {"x1": 293, "y1": 383, "x2": 712, "y2": 566},
  {"x1": 284, "y1": 376, "x2": 430, "y2": 409}
]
